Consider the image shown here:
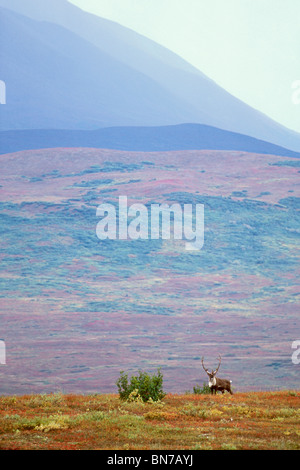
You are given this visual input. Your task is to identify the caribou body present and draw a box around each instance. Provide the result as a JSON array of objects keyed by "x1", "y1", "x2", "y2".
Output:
[{"x1": 201, "y1": 356, "x2": 233, "y2": 395}]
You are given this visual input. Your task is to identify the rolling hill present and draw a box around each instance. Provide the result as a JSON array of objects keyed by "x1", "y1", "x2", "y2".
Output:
[{"x1": 0, "y1": 124, "x2": 299, "y2": 157}]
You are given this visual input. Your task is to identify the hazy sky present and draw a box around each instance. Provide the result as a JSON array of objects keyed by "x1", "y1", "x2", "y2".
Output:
[{"x1": 69, "y1": 0, "x2": 300, "y2": 133}]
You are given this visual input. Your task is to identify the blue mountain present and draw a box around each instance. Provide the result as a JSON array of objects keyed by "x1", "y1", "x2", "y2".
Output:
[
  {"x1": 0, "y1": 7, "x2": 197, "y2": 130},
  {"x1": 0, "y1": 0, "x2": 300, "y2": 153}
]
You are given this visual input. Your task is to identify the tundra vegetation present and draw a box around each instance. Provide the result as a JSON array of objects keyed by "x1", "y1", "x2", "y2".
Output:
[{"x1": 0, "y1": 390, "x2": 299, "y2": 450}]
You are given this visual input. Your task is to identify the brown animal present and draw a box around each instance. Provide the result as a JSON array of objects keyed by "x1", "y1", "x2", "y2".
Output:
[{"x1": 201, "y1": 356, "x2": 233, "y2": 395}]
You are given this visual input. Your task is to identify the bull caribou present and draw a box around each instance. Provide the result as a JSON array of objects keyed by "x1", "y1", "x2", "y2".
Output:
[{"x1": 201, "y1": 356, "x2": 233, "y2": 395}]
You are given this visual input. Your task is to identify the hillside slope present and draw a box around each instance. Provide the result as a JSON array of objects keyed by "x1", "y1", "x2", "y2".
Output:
[{"x1": 0, "y1": 148, "x2": 299, "y2": 395}]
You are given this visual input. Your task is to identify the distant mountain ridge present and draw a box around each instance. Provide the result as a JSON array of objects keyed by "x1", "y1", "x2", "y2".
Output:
[
  {"x1": 0, "y1": 0, "x2": 300, "y2": 152},
  {"x1": 0, "y1": 7, "x2": 196, "y2": 130},
  {"x1": 1, "y1": 124, "x2": 299, "y2": 157}
]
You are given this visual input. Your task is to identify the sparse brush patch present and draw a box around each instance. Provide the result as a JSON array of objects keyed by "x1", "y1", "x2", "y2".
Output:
[
  {"x1": 1, "y1": 413, "x2": 70, "y2": 433},
  {"x1": 28, "y1": 393, "x2": 65, "y2": 409},
  {"x1": 180, "y1": 403, "x2": 207, "y2": 419},
  {"x1": 0, "y1": 396, "x2": 17, "y2": 408},
  {"x1": 34, "y1": 414, "x2": 70, "y2": 433},
  {"x1": 71, "y1": 410, "x2": 107, "y2": 425},
  {"x1": 221, "y1": 443, "x2": 238, "y2": 450},
  {"x1": 144, "y1": 411, "x2": 175, "y2": 421}
]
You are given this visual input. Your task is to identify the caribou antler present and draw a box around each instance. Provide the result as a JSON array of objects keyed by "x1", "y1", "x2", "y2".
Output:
[
  {"x1": 214, "y1": 355, "x2": 222, "y2": 375},
  {"x1": 201, "y1": 357, "x2": 209, "y2": 374}
]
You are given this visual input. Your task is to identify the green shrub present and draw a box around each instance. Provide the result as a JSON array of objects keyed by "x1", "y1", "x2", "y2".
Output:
[
  {"x1": 116, "y1": 369, "x2": 166, "y2": 403},
  {"x1": 193, "y1": 382, "x2": 211, "y2": 395}
]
